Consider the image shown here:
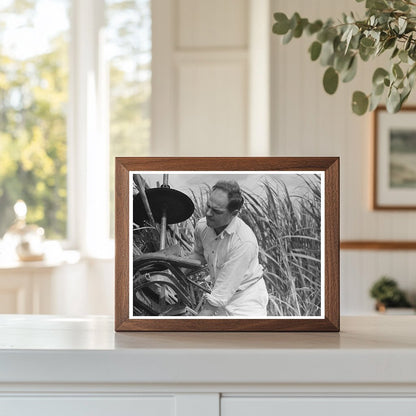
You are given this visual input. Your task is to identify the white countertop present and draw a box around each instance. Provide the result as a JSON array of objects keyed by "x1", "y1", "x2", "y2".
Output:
[{"x1": 0, "y1": 315, "x2": 415, "y2": 386}]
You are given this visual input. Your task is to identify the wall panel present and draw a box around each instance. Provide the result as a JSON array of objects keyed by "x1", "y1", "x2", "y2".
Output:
[
  {"x1": 271, "y1": 0, "x2": 416, "y2": 314},
  {"x1": 178, "y1": 0, "x2": 248, "y2": 49},
  {"x1": 177, "y1": 60, "x2": 247, "y2": 156}
]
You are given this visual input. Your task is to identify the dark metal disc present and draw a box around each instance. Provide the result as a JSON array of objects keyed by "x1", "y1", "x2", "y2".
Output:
[{"x1": 133, "y1": 188, "x2": 194, "y2": 225}]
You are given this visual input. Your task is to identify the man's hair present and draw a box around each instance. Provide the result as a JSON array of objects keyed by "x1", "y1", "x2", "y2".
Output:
[{"x1": 212, "y1": 180, "x2": 244, "y2": 212}]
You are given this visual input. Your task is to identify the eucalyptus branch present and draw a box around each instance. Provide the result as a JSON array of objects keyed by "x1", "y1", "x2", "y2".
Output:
[{"x1": 272, "y1": 0, "x2": 416, "y2": 115}]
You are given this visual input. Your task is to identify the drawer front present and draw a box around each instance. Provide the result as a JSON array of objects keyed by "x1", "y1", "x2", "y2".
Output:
[
  {"x1": 222, "y1": 397, "x2": 416, "y2": 416},
  {"x1": 1, "y1": 396, "x2": 175, "y2": 416}
]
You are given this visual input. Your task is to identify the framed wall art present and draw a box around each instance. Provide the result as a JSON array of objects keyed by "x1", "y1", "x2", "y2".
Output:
[
  {"x1": 115, "y1": 157, "x2": 339, "y2": 331},
  {"x1": 373, "y1": 106, "x2": 416, "y2": 210}
]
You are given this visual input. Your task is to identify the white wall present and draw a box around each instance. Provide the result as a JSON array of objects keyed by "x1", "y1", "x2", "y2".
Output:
[
  {"x1": 271, "y1": 0, "x2": 416, "y2": 313},
  {"x1": 68, "y1": 0, "x2": 416, "y2": 316}
]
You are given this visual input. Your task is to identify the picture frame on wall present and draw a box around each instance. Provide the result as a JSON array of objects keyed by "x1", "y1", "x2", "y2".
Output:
[
  {"x1": 115, "y1": 157, "x2": 339, "y2": 332},
  {"x1": 373, "y1": 106, "x2": 416, "y2": 210}
]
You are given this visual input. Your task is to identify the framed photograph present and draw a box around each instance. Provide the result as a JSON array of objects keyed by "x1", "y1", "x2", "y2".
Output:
[
  {"x1": 373, "y1": 106, "x2": 416, "y2": 210},
  {"x1": 115, "y1": 157, "x2": 339, "y2": 331}
]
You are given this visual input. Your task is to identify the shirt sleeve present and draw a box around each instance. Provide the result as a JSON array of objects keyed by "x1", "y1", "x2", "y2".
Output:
[
  {"x1": 205, "y1": 240, "x2": 257, "y2": 308},
  {"x1": 189, "y1": 220, "x2": 206, "y2": 264}
]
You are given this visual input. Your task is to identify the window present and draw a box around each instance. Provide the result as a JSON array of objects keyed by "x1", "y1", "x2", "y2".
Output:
[
  {"x1": 0, "y1": 0, "x2": 70, "y2": 239},
  {"x1": 0, "y1": 0, "x2": 151, "y2": 253}
]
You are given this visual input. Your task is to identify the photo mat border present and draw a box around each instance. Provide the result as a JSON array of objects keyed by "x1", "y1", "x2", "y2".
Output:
[
  {"x1": 115, "y1": 157, "x2": 339, "y2": 332},
  {"x1": 128, "y1": 171, "x2": 326, "y2": 320}
]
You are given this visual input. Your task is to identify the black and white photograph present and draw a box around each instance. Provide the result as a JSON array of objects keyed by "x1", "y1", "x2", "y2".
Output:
[{"x1": 129, "y1": 171, "x2": 324, "y2": 319}]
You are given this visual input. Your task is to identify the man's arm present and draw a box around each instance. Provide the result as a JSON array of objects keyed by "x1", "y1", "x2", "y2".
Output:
[
  {"x1": 198, "y1": 300, "x2": 217, "y2": 316},
  {"x1": 186, "y1": 250, "x2": 206, "y2": 264},
  {"x1": 186, "y1": 219, "x2": 206, "y2": 264},
  {"x1": 204, "y1": 241, "x2": 258, "y2": 310}
]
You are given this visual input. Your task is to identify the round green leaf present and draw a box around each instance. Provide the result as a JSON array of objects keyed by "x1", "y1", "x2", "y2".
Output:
[
  {"x1": 372, "y1": 68, "x2": 389, "y2": 86},
  {"x1": 309, "y1": 41, "x2": 322, "y2": 61},
  {"x1": 360, "y1": 37, "x2": 375, "y2": 48},
  {"x1": 307, "y1": 20, "x2": 323, "y2": 35},
  {"x1": 323, "y1": 67, "x2": 339, "y2": 95},
  {"x1": 359, "y1": 44, "x2": 375, "y2": 62},
  {"x1": 273, "y1": 13, "x2": 290, "y2": 35},
  {"x1": 352, "y1": 91, "x2": 369, "y2": 115}
]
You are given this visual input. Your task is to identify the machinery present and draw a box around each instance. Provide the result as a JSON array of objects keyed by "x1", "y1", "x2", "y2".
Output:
[{"x1": 132, "y1": 174, "x2": 210, "y2": 316}]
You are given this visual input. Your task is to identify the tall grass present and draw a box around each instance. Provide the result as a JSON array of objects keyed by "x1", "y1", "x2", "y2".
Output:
[
  {"x1": 240, "y1": 176, "x2": 321, "y2": 316},
  {"x1": 133, "y1": 175, "x2": 322, "y2": 316}
]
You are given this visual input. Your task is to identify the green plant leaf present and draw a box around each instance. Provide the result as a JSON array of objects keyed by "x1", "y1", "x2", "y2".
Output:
[
  {"x1": 342, "y1": 56, "x2": 358, "y2": 82},
  {"x1": 400, "y1": 87, "x2": 411, "y2": 106},
  {"x1": 320, "y1": 40, "x2": 335, "y2": 66},
  {"x1": 391, "y1": 47, "x2": 399, "y2": 59},
  {"x1": 309, "y1": 41, "x2": 322, "y2": 61},
  {"x1": 323, "y1": 67, "x2": 339, "y2": 94},
  {"x1": 360, "y1": 37, "x2": 375, "y2": 48},
  {"x1": 374, "y1": 82, "x2": 385, "y2": 96},
  {"x1": 369, "y1": 92, "x2": 383, "y2": 111},
  {"x1": 290, "y1": 12, "x2": 301, "y2": 29},
  {"x1": 383, "y1": 37, "x2": 396, "y2": 50},
  {"x1": 405, "y1": 33, "x2": 413, "y2": 50},
  {"x1": 372, "y1": 67, "x2": 389, "y2": 86},
  {"x1": 352, "y1": 91, "x2": 369, "y2": 115},
  {"x1": 273, "y1": 13, "x2": 290, "y2": 34},
  {"x1": 399, "y1": 49, "x2": 408, "y2": 63},
  {"x1": 398, "y1": 16, "x2": 407, "y2": 34},
  {"x1": 282, "y1": 29, "x2": 294, "y2": 44},
  {"x1": 366, "y1": 0, "x2": 388, "y2": 10},
  {"x1": 393, "y1": 0, "x2": 409, "y2": 11},
  {"x1": 386, "y1": 87, "x2": 401, "y2": 112},
  {"x1": 393, "y1": 63, "x2": 404, "y2": 79},
  {"x1": 334, "y1": 51, "x2": 351, "y2": 72},
  {"x1": 307, "y1": 20, "x2": 323, "y2": 35}
]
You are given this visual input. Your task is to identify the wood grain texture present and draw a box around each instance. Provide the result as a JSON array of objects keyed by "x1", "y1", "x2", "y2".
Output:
[
  {"x1": 115, "y1": 157, "x2": 340, "y2": 332},
  {"x1": 341, "y1": 241, "x2": 416, "y2": 250},
  {"x1": 115, "y1": 159, "x2": 130, "y2": 330}
]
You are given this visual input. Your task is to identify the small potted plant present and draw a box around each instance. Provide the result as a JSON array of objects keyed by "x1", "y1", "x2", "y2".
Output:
[{"x1": 370, "y1": 276, "x2": 413, "y2": 313}]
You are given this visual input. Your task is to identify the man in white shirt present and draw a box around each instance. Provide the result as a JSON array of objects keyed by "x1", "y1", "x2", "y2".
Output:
[{"x1": 189, "y1": 180, "x2": 269, "y2": 316}]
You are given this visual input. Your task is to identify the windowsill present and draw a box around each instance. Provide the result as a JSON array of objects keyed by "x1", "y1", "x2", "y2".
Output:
[{"x1": 0, "y1": 249, "x2": 81, "y2": 270}]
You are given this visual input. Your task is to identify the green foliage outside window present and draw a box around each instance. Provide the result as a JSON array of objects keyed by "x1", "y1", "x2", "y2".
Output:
[{"x1": 0, "y1": 1, "x2": 69, "y2": 238}]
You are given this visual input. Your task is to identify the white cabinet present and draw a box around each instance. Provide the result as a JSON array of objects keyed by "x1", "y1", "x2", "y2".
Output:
[
  {"x1": 0, "y1": 316, "x2": 415, "y2": 415},
  {"x1": 222, "y1": 398, "x2": 416, "y2": 416},
  {"x1": 1, "y1": 396, "x2": 175, "y2": 416}
]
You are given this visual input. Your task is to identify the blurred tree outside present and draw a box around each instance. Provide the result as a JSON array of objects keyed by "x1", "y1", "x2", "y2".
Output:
[
  {"x1": 0, "y1": 0, "x2": 151, "y2": 240},
  {"x1": 0, "y1": 0, "x2": 69, "y2": 239}
]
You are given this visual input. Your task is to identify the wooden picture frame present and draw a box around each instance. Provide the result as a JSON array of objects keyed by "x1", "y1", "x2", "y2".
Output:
[
  {"x1": 373, "y1": 106, "x2": 416, "y2": 210},
  {"x1": 115, "y1": 157, "x2": 339, "y2": 332}
]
